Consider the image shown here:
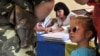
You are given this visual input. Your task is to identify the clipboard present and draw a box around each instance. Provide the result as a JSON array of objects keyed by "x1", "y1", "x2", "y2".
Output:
[{"x1": 72, "y1": 9, "x2": 88, "y2": 15}]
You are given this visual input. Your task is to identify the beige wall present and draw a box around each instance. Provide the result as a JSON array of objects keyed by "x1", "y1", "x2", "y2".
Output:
[{"x1": 49, "y1": 0, "x2": 94, "y2": 18}]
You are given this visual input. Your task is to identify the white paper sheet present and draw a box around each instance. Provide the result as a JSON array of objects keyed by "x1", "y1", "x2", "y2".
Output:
[{"x1": 41, "y1": 32, "x2": 70, "y2": 43}]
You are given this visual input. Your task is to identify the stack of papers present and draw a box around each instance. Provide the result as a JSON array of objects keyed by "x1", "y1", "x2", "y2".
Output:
[{"x1": 41, "y1": 32, "x2": 70, "y2": 43}]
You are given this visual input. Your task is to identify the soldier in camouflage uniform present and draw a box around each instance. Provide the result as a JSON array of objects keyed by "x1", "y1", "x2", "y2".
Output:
[{"x1": 0, "y1": 0, "x2": 54, "y2": 56}]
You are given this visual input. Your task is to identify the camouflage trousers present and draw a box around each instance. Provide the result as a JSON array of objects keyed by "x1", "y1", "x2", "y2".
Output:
[{"x1": 0, "y1": 26, "x2": 37, "y2": 56}]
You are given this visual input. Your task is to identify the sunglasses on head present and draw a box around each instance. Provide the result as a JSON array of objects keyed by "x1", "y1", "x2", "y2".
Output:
[{"x1": 68, "y1": 26, "x2": 79, "y2": 33}]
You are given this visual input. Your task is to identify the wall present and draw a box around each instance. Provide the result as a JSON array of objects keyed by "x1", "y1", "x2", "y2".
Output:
[{"x1": 49, "y1": 0, "x2": 94, "y2": 18}]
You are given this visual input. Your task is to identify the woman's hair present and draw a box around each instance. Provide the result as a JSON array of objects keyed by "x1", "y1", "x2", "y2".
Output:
[
  {"x1": 72, "y1": 16, "x2": 99, "y2": 56},
  {"x1": 54, "y1": 2, "x2": 70, "y2": 16}
]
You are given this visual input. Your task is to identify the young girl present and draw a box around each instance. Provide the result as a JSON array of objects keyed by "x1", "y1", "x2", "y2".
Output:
[{"x1": 68, "y1": 16, "x2": 99, "y2": 56}]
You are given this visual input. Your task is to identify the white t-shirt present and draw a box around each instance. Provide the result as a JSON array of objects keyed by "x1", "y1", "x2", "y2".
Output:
[
  {"x1": 42, "y1": 16, "x2": 52, "y2": 28},
  {"x1": 51, "y1": 12, "x2": 75, "y2": 31}
]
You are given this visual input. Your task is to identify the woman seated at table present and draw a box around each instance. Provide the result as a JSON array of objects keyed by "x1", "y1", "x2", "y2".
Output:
[{"x1": 45, "y1": 2, "x2": 75, "y2": 33}]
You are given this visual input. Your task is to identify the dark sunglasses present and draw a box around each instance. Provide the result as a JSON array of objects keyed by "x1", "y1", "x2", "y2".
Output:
[{"x1": 68, "y1": 26, "x2": 79, "y2": 33}]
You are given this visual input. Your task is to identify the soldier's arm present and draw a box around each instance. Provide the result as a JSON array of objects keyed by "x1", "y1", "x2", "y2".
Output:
[{"x1": 35, "y1": 0, "x2": 54, "y2": 21}]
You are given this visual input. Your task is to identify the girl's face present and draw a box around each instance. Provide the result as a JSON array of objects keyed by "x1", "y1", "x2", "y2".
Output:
[
  {"x1": 69, "y1": 20, "x2": 87, "y2": 43},
  {"x1": 56, "y1": 9, "x2": 64, "y2": 18}
]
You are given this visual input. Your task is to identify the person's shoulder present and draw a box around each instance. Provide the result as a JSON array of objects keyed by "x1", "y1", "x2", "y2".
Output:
[
  {"x1": 67, "y1": 12, "x2": 76, "y2": 19},
  {"x1": 78, "y1": 47, "x2": 95, "y2": 51},
  {"x1": 69, "y1": 12, "x2": 76, "y2": 16},
  {"x1": 71, "y1": 47, "x2": 96, "y2": 56}
]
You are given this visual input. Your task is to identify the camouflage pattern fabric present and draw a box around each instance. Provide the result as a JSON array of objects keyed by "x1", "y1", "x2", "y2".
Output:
[
  {"x1": 0, "y1": 0, "x2": 52, "y2": 56},
  {"x1": 0, "y1": 26, "x2": 37, "y2": 56}
]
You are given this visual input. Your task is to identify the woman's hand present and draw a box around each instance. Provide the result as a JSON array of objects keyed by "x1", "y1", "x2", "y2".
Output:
[
  {"x1": 34, "y1": 22, "x2": 45, "y2": 32},
  {"x1": 45, "y1": 27, "x2": 52, "y2": 33},
  {"x1": 53, "y1": 27, "x2": 64, "y2": 32}
]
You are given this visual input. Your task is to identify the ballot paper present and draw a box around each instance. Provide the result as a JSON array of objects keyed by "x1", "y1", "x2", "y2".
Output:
[{"x1": 41, "y1": 32, "x2": 70, "y2": 43}]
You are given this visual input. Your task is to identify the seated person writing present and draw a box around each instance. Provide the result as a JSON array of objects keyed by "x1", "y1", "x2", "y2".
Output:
[{"x1": 45, "y1": 2, "x2": 75, "y2": 33}]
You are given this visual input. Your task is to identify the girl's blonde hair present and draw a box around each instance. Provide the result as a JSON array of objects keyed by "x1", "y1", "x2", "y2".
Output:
[{"x1": 71, "y1": 15, "x2": 99, "y2": 56}]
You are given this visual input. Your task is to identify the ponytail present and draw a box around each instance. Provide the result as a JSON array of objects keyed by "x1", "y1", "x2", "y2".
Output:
[{"x1": 94, "y1": 34, "x2": 100, "y2": 56}]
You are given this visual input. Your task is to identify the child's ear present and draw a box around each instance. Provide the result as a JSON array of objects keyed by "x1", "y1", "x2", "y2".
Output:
[{"x1": 86, "y1": 31, "x2": 93, "y2": 39}]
